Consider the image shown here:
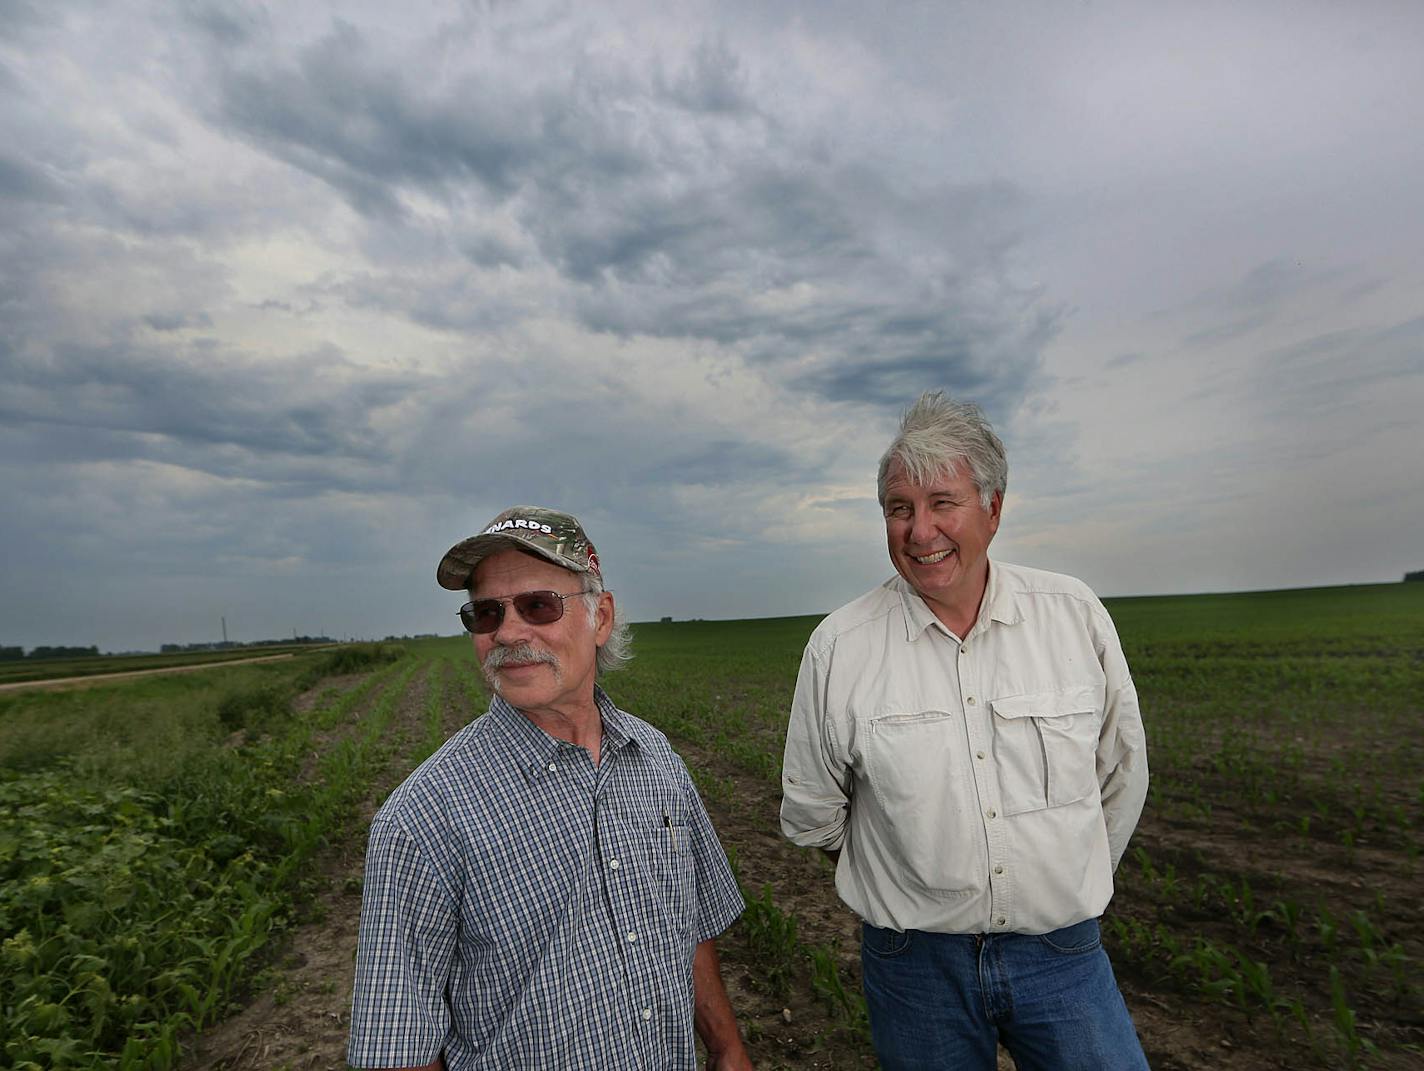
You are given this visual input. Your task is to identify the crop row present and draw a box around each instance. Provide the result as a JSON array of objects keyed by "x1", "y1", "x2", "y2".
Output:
[{"x1": 1110, "y1": 844, "x2": 1418, "y2": 1066}]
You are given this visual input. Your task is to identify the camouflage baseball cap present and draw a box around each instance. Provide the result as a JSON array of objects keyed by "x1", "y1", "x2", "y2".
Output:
[{"x1": 436, "y1": 506, "x2": 601, "y2": 591}]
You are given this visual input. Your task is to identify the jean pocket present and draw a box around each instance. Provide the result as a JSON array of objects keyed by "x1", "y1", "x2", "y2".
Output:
[
  {"x1": 1037, "y1": 917, "x2": 1102, "y2": 954},
  {"x1": 862, "y1": 922, "x2": 913, "y2": 958}
]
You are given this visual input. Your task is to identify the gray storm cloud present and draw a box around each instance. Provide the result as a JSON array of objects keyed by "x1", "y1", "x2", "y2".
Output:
[{"x1": 2, "y1": 0, "x2": 1422, "y2": 652}]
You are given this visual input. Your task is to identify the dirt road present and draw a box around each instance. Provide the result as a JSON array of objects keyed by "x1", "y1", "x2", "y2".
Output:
[{"x1": 0, "y1": 653, "x2": 296, "y2": 693}]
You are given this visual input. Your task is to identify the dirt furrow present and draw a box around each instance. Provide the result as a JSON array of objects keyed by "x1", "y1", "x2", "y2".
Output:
[{"x1": 182, "y1": 663, "x2": 445, "y2": 1071}]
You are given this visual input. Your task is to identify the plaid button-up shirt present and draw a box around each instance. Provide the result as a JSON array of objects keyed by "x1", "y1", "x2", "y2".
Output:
[{"x1": 348, "y1": 687, "x2": 744, "y2": 1070}]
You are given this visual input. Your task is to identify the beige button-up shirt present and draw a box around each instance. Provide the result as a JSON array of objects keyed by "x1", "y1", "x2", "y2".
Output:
[{"x1": 780, "y1": 561, "x2": 1148, "y2": 935}]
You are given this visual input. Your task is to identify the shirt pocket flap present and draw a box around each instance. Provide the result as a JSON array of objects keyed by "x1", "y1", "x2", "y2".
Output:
[{"x1": 990, "y1": 684, "x2": 1099, "y2": 720}]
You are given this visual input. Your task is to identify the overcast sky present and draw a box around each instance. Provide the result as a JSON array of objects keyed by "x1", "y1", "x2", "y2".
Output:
[{"x1": 3, "y1": 0, "x2": 1422, "y2": 653}]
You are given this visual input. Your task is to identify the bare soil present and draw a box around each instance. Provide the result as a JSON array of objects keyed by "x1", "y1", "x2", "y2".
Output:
[{"x1": 1114, "y1": 805, "x2": 1424, "y2": 1070}]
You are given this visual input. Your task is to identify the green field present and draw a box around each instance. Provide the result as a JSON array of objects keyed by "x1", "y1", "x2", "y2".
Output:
[{"x1": 2, "y1": 583, "x2": 1421, "y2": 1068}]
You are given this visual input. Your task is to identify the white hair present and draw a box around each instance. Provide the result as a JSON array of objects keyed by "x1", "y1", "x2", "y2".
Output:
[
  {"x1": 578, "y1": 570, "x2": 634, "y2": 675},
  {"x1": 876, "y1": 390, "x2": 1007, "y2": 510}
]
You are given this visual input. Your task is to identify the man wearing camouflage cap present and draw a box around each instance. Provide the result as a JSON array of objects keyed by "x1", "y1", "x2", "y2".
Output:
[{"x1": 349, "y1": 507, "x2": 752, "y2": 1070}]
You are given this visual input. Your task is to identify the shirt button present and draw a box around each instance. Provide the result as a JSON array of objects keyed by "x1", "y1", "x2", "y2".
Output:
[
  {"x1": 995, "y1": 917, "x2": 1006, "y2": 927},
  {"x1": 986, "y1": 809, "x2": 996, "y2": 819},
  {"x1": 547, "y1": 763, "x2": 557, "y2": 772},
  {"x1": 642, "y1": 1007, "x2": 653, "y2": 1020},
  {"x1": 976, "y1": 751, "x2": 985, "y2": 760},
  {"x1": 609, "y1": 858, "x2": 620, "y2": 870},
  {"x1": 967, "y1": 696, "x2": 976, "y2": 705},
  {"x1": 994, "y1": 864, "x2": 1004, "y2": 874},
  {"x1": 627, "y1": 931, "x2": 638, "y2": 943}
]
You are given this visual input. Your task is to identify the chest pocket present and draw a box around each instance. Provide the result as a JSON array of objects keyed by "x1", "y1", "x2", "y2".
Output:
[
  {"x1": 864, "y1": 711, "x2": 980, "y2": 895},
  {"x1": 649, "y1": 813, "x2": 696, "y2": 936},
  {"x1": 990, "y1": 685, "x2": 1101, "y2": 816}
]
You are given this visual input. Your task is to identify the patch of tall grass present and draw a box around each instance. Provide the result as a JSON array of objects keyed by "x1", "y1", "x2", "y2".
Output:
[{"x1": 0, "y1": 661, "x2": 305, "y2": 785}]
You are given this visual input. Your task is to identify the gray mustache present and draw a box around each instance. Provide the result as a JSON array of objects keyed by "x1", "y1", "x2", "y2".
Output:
[{"x1": 483, "y1": 643, "x2": 560, "y2": 675}]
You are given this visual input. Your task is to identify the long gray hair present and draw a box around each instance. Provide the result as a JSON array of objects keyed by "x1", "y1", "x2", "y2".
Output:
[{"x1": 579, "y1": 570, "x2": 634, "y2": 675}]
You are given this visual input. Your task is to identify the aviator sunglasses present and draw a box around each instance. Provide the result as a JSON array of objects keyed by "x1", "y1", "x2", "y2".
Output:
[{"x1": 457, "y1": 590, "x2": 586, "y2": 634}]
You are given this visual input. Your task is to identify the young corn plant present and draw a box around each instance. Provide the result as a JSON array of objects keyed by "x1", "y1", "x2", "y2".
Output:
[
  {"x1": 739, "y1": 884, "x2": 802, "y2": 1001},
  {"x1": 1171, "y1": 939, "x2": 1247, "y2": 1013},
  {"x1": 1271, "y1": 897, "x2": 1304, "y2": 945},
  {"x1": 1329, "y1": 965, "x2": 1378, "y2": 1065},
  {"x1": 808, "y1": 943, "x2": 868, "y2": 1037}
]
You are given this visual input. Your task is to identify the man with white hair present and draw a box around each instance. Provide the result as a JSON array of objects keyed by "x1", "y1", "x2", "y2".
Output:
[
  {"x1": 350, "y1": 506, "x2": 751, "y2": 1070},
  {"x1": 780, "y1": 393, "x2": 1150, "y2": 1070}
]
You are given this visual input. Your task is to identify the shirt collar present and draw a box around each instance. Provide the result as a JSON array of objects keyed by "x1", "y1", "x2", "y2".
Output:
[
  {"x1": 896, "y1": 559, "x2": 1023, "y2": 643},
  {"x1": 487, "y1": 685, "x2": 637, "y2": 783},
  {"x1": 593, "y1": 686, "x2": 636, "y2": 751},
  {"x1": 897, "y1": 579, "x2": 942, "y2": 642},
  {"x1": 980, "y1": 560, "x2": 1024, "y2": 628}
]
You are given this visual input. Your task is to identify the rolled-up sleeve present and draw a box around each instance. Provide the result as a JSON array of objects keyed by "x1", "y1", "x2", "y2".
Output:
[
  {"x1": 780, "y1": 642, "x2": 852, "y2": 850},
  {"x1": 348, "y1": 817, "x2": 458, "y2": 1068},
  {"x1": 1092, "y1": 606, "x2": 1149, "y2": 871}
]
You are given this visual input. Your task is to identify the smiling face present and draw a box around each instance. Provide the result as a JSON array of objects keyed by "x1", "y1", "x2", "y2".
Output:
[
  {"x1": 882, "y1": 455, "x2": 1002, "y2": 632},
  {"x1": 469, "y1": 548, "x2": 612, "y2": 720}
]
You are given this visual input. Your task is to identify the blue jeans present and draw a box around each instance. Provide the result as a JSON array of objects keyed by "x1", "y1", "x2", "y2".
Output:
[{"x1": 861, "y1": 918, "x2": 1149, "y2": 1071}]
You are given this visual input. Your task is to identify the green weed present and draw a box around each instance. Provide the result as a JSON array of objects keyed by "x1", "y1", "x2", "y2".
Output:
[{"x1": 739, "y1": 884, "x2": 801, "y2": 1000}]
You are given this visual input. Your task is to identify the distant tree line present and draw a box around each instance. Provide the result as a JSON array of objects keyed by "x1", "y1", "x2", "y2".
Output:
[
  {"x1": 1407, "y1": 570, "x2": 1424, "y2": 583},
  {"x1": 160, "y1": 635, "x2": 335, "y2": 653},
  {"x1": 0, "y1": 637, "x2": 340, "y2": 660},
  {"x1": 0, "y1": 645, "x2": 100, "y2": 661}
]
